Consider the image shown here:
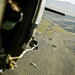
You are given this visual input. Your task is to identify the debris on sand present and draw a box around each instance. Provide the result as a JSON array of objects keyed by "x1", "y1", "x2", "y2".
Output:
[
  {"x1": 48, "y1": 37, "x2": 52, "y2": 41},
  {"x1": 29, "y1": 63, "x2": 37, "y2": 68},
  {"x1": 51, "y1": 44, "x2": 57, "y2": 48}
]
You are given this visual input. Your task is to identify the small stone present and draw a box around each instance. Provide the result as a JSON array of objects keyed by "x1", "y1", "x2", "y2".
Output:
[{"x1": 29, "y1": 63, "x2": 37, "y2": 68}]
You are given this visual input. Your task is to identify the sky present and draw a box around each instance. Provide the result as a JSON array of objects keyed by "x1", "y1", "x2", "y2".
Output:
[
  {"x1": 46, "y1": 0, "x2": 75, "y2": 16},
  {"x1": 55, "y1": 0, "x2": 75, "y2": 5}
]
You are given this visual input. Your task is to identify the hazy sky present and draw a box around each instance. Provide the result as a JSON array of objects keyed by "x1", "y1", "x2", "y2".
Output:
[
  {"x1": 46, "y1": 0, "x2": 75, "y2": 16},
  {"x1": 55, "y1": 0, "x2": 75, "y2": 5}
]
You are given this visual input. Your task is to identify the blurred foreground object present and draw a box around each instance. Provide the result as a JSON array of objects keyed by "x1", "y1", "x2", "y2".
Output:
[{"x1": 0, "y1": 0, "x2": 6, "y2": 28}]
